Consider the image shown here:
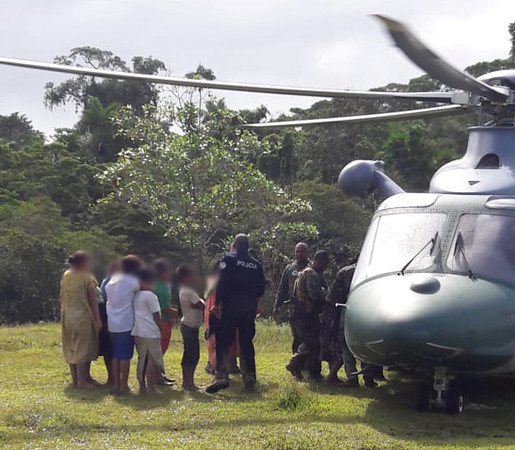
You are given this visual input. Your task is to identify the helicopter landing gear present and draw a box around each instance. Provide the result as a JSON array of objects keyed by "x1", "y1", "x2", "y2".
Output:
[{"x1": 417, "y1": 367, "x2": 464, "y2": 414}]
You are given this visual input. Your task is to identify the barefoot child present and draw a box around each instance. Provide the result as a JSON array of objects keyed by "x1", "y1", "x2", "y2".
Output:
[
  {"x1": 105, "y1": 255, "x2": 142, "y2": 393},
  {"x1": 132, "y1": 268, "x2": 166, "y2": 394},
  {"x1": 177, "y1": 264, "x2": 205, "y2": 391}
]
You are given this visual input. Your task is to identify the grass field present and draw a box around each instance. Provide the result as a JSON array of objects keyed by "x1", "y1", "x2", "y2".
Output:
[{"x1": 2, "y1": 323, "x2": 515, "y2": 449}]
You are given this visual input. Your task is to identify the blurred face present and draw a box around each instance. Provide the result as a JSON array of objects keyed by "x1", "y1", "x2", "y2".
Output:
[
  {"x1": 108, "y1": 261, "x2": 120, "y2": 276},
  {"x1": 295, "y1": 244, "x2": 309, "y2": 264},
  {"x1": 184, "y1": 271, "x2": 197, "y2": 286},
  {"x1": 158, "y1": 268, "x2": 171, "y2": 282},
  {"x1": 79, "y1": 257, "x2": 92, "y2": 273},
  {"x1": 140, "y1": 279, "x2": 155, "y2": 290},
  {"x1": 313, "y1": 257, "x2": 329, "y2": 272}
]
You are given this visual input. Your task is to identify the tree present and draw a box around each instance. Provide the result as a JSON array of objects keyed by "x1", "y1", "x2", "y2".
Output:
[
  {"x1": 466, "y1": 58, "x2": 515, "y2": 77},
  {"x1": 91, "y1": 198, "x2": 185, "y2": 260},
  {"x1": 0, "y1": 113, "x2": 44, "y2": 150},
  {"x1": 185, "y1": 64, "x2": 216, "y2": 81},
  {"x1": 45, "y1": 47, "x2": 165, "y2": 111},
  {"x1": 44, "y1": 47, "x2": 167, "y2": 162},
  {"x1": 255, "y1": 132, "x2": 300, "y2": 188},
  {"x1": 466, "y1": 22, "x2": 515, "y2": 76},
  {"x1": 101, "y1": 103, "x2": 316, "y2": 272},
  {"x1": 375, "y1": 121, "x2": 456, "y2": 192},
  {"x1": 0, "y1": 140, "x2": 101, "y2": 220}
]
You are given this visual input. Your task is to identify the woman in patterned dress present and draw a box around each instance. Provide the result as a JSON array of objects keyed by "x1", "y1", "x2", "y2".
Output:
[{"x1": 60, "y1": 251, "x2": 102, "y2": 389}]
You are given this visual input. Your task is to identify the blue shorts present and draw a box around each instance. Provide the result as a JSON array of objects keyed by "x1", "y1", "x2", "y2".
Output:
[{"x1": 110, "y1": 331, "x2": 134, "y2": 360}]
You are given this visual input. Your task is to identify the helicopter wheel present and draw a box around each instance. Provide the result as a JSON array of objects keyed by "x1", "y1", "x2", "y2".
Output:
[
  {"x1": 445, "y1": 382, "x2": 464, "y2": 414},
  {"x1": 417, "y1": 382, "x2": 432, "y2": 412}
]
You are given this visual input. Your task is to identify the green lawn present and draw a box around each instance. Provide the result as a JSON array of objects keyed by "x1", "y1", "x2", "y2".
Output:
[{"x1": 2, "y1": 323, "x2": 515, "y2": 449}]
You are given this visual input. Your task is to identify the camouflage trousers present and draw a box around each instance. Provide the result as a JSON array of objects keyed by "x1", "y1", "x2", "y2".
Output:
[
  {"x1": 290, "y1": 319, "x2": 302, "y2": 354},
  {"x1": 288, "y1": 312, "x2": 322, "y2": 376}
]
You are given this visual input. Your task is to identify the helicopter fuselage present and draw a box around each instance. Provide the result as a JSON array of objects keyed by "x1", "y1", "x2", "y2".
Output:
[{"x1": 345, "y1": 192, "x2": 515, "y2": 376}]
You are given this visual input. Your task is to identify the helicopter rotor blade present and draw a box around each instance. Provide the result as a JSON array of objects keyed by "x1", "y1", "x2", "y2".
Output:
[
  {"x1": 243, "y1": 104, "x2": 468, "y2": 128},
  {"x1": 0, "y1": 56, "x2": 463, "y2": 103},
  {"x1": 374, "y1": 14, "x2": 509, "y2": 103}
]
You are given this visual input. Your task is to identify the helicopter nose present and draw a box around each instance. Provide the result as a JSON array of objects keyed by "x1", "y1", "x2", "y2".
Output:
[{"x1": 344, "y1": 273, "x2": 515, "y2": 370}]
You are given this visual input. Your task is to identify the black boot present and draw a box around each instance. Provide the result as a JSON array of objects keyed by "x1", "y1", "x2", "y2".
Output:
[
  {"x1": 206, "y1": 378, "x2": 230, "y2": 394},
  {"x1": 285, "y1": 363, "x2": 303, "y2": 381},
  {"x1": 364, "y1": 378, "x2": 378, "y2": 388}
]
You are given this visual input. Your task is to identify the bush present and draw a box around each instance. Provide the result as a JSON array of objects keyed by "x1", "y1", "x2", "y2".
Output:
[{"x1": 0, "y1": 198, "x2": 126, "y2": 323}]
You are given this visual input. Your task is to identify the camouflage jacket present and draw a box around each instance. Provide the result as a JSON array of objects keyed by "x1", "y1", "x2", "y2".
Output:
[
  {"x1": 327, "y1": 264, "x2": 356, "y2": 305},
  {"x1": 293, "y1": 267, "x2": 327, "y2": 315},
  {"x1": 274, "y1": 261, "x2": 310, "y2": 310},
  {"x1": 328, "y1": 264, "x2": 356, "y2": 335}
]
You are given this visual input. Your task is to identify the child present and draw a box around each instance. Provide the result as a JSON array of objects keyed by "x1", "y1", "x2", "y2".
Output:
[
  {"x1": 177, "y1": 264, "x2": 205, "y2": 391},
  {"x1": 132, "y1": 268, "x2": 166, "y2": 394},
  {"x1": 153, "y1": 258, "x2": 179, "y2": 355},
  {"x1": 105, "y1": 255, "x2": 142, "y2": 393}
]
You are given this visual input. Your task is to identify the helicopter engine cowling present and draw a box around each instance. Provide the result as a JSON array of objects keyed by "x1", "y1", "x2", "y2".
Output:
[
  {"x1": 430, "y1": 127, "x2": 515, "y2": 195},
  {"x1": 338, "y1": 160, "x2": 405, "y2": 198}
]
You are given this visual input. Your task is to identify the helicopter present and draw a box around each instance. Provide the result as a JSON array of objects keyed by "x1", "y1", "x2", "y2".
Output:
[{"x1": 1, "y1": 14, "x2": 515, "y2": 414}]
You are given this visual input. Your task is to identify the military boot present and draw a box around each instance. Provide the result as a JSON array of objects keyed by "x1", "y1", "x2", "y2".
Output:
[{"x1": 285, "y1": 363, "x2": 303, "y2": 381}]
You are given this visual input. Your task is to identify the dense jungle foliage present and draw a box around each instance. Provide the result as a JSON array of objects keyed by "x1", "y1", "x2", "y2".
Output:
[{"x1": 1, "y1": 27, "x2": 514, "y2": 323}]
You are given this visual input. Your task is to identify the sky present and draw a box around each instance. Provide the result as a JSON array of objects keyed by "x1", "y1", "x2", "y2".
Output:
[{"x1": 0, "y1": 0, "x2": 514, "y2": 137}]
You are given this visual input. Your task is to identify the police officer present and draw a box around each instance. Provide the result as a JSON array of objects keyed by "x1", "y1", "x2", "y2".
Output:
[
  {"x1": 206, "y1": 234, "x2": 266, "y2": 393},
  {"x1": 329, "y1": 262, "x2": 382, "y2": 387},
  {"x1": 273, "y1": 242, "x2": 310, "y2": 353},
  {"x1": 285, "y1": 250, "x2": 329, "y2": 381}
]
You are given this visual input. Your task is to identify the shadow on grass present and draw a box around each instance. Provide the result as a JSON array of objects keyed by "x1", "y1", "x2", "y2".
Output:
[
  {"x1": 304, "y1": 379, "x2": 379, "y2": 399},
  {"x1": 111, "y1": 384, "x2": 268, "y2": 409},
  {"x1": 362, "y1": 375, "x2": 515, "y2": 446},
  {"x1": 10, "y1": 377, "x2": 515, "y2": 448},
  {"x1": 44, "y1": 367, "x2": 515, "y2": 447},
  {"x1": 283, "y1": 373, "x2": 515, "y2": 446},
  {"x1": 61, "y1": 373, "x2": 270, "y2": 413},
  {"x1": 63, "y1": 384, "x2": 111, "y2": 403},
  {"x1": 1, "y1": 413, "x2": 365, "y2": 446}
]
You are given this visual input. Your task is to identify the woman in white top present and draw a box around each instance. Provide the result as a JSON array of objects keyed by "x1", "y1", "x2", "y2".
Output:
[{"x1": 177, "y1": 264, "x2": 205, "y2": 391}]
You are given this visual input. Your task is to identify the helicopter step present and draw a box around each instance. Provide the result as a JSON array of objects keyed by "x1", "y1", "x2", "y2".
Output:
[{"x1": 417, "y1": 367, "x2": 464, "y2": 414}]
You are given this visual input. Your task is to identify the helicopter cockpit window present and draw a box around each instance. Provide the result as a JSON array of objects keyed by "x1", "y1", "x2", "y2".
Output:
[
  {"x1": 475, "y1": 154, "x2": 500, "y2": 169},
  {"x1": 352, "y1": 212, "x2": 446, "y2": 288},
  {"x1": 447, "y1": 214, "x2": 515, "y2": 285}
]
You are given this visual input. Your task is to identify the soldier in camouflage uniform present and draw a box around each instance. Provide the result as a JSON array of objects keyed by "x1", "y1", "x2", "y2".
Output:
[
  {"x1": 328, "y1": 264, "x2": 359, "y2": 386},
  {"x1": 286, "y1": 250, "x2": 330, "y2": 381},
  {"x1": 273, "y1": 242, "x2": 310, "y2": 353},
  {"x1": 319, "y1": 291, "x2": 344, "y2": 384},
  {"x1": 330, "y1": 263, "x2": 381, "y2": 387}
]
